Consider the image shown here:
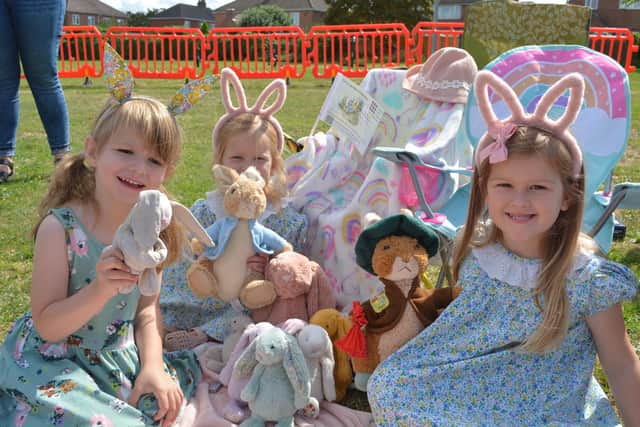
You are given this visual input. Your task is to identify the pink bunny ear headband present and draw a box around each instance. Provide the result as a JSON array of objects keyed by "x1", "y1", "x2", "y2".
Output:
[
  {"x1": 103, "y1": 42, "x2": 215, "y2": 115},
  {"x1": 212, "y1": 67, "x2": 287, "y2": 153},
  {"x1": 474, "y1": 70, "x2": 584, "y2": 177}
]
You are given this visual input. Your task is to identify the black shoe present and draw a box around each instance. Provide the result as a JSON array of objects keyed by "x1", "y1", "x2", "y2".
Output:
[
  {"x1": 613, "y1": 219, "x2": 627, "y2": 240},
  {"x1": 0, "y1": 157, "x2": 14, "y2": 183}
]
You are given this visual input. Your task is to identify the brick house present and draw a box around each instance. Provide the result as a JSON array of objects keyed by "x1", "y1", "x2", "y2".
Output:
[
  {"x1": 65, "y1": 0, "x2": 127, "y2": 26},
  {"x1": 214, "y1": 0, "x2": 328, "y2": 31},
  {"x1": 148, "y1": 3, "x2": 215, "y2": 28},
  {"x1": 568, "y1": 0, "x2": 640, "y2": 31}
]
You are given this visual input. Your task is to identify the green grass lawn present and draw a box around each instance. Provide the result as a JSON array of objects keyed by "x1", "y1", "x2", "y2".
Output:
[{"x1": 1, "y1": 71, "x2": 639, "y2": 408}]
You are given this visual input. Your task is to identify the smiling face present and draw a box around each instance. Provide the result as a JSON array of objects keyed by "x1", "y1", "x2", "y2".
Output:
[
  {"x1": 485, "y1": 152, "x2": 569, "y2": 259},
  {"x1": 85, "y1": 126, "x2": 169, "y2": 211}
]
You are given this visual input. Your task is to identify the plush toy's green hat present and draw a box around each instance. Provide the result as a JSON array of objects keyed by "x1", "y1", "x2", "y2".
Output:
[{"x1": 355, "y1": 213, "x2": 440, "y2": 275}]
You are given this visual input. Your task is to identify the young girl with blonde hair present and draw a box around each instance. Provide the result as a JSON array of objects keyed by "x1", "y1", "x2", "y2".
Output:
[
  {"x1": 161, "y1": 68, "x2": 308, "y2": 351},
  {"x1": 0, "y1": 45, "x2": 212, "y2": 426},
  {"x1": 368, "y1": 70, "x2": 640, "y2": 426}
]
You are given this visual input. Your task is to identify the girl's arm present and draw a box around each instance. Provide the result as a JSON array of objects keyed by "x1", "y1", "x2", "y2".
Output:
[
  {"x1": 31, "y1": 214, "x2": 138, "y2": 342},
  {"x1": 587, "y1": 303, "x2": 640, "y2": 426},
  {"x1": 130, "y1": 278, "x2": 184, "y2": 427}
]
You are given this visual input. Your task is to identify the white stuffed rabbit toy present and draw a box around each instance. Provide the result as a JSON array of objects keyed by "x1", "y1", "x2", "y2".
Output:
[
  {"x1": 113, "y1": 189, "x2": 213, "y2": 296},
  {"x1": 296, "y1": 324, "x2": 336, "y2": 405},
  {"x1": 233, "y1": 327, "x2": 317, "y2": 427}
]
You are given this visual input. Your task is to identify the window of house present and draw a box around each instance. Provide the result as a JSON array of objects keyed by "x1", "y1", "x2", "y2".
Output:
[
  {"x1": 290, "y1": 12, "x2": 300, "y2": 26},
  {"x1": 585, "y1": 0, "x2": 599, "y2": 9},
  {"x1": 88, "y1": 15, "x2": 95, "y2": 25},
  {"x1": 117, "y1": 18, "x2": 124, "y2": 24},
  {"x1": 72, "y1": 14, "x2": 80, "y2": 25},
  {"x1": 619, "y1": 0, "x2": 640, "y2": 8},
  {"x1": 437, "y1": 5, "x2": 461, "y2": 20},
  {"x1": 184, "y1": 20, "x2": 191, "y2": 27}
]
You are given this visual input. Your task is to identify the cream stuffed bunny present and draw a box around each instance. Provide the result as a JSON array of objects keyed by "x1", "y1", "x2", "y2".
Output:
[
  {"x1": 187, "y1": 165, "x2": 292, "y2": 309},
  {"x1": 296, "y1": 324, "x2": 336, "y2": 405},
  {"x1": 113, "y1": 189, "x2": 213, "y2": 296}
]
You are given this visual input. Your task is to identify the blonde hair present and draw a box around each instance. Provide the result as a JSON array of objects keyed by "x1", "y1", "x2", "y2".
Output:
[
  {"x1": 213, "y1": 112, "x2": 287, "y2": 210},
  {"x1": 35, "y1": 97, "x2": 185, "y2": 266},
  {"x1": 453, "y1": 126, "x2": 588, "y2": 353}
]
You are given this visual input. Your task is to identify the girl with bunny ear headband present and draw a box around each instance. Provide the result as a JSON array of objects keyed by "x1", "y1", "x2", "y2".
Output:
[
  {"x1": 367, "y1": 70, "x2": 640, "y2": 426},
  {"x1": 160, "y1": 68, "x2": 309, "y2": 353}
]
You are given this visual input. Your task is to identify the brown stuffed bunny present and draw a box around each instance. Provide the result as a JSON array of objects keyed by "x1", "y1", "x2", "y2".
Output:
[
  {"x1": 337, "y1": 212, "x2": 462, "y2": 391},
  {"x1": 187, "y1": 165, "x2": 292, "y2": 309},
  {"x1": 250, "y1": 251, "x2": 336, "y2": 324}
]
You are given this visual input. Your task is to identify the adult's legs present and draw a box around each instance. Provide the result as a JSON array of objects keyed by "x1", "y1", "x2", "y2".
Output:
[
  {"x1": 13, "y1": 0, "x2": 70, "y2": 157},
  {"x1": 0, "y1": 0, "x2": 21, "y2": 161}
]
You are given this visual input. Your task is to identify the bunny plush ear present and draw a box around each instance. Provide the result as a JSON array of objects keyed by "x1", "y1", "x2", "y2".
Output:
[
  {"x1": 283, "y1": 333, "x2": 312, "y2": 409},
  {"x1": 212, "y1": 164, "x2": 239, "y2": 193},
  {"x1": 170, "y1": 201, "x2": 214, "y2": 247},
  {"x1": 211, "y1": 67, "x2": 287, "y2": 154},
  {"x1": 232, "y1": 336, "x2": 259, "y2": 378},
  {"x1": 240, "y1": 166, "x2": 266, "y2": 189},
  {"x1": 320, "y1": 334, "x2": 336, "y2": 402},
  {"x1": 473, "y1": 70, "x2": 584, "y2": 177}
]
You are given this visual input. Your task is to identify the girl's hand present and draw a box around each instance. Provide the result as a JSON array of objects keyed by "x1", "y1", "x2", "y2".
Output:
[
  {"x1": 128, "y1": 367, "x2": 184, "y2": 427},
  {"x1": 94, "y1": 246, "x2": 139, "y2": 298},
  {"x1": 246, "y1": 253, "x2": 269, "y2": 274}
]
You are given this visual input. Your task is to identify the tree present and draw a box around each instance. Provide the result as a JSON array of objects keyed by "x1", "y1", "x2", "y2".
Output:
[
  {"x1": 126, "y1": 8, "x2": 160, "y2": 27},
  {"x1": 197, "y1": 0, "x2": 207, "y2": 6},
  {"x1": 200, "y1": 20, "x2": 209, "y2": 35},
  {"x1": 325, "y1": 0, "x2": 433, "y2": 28},
  {"x1": 237, "y1": 5, "x2": 293, "y2": 27}
]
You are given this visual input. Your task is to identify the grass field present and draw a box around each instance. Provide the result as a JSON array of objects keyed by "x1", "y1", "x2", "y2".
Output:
[{"x1": 0, "y1": 71, "x2": 638, "y2": 408}]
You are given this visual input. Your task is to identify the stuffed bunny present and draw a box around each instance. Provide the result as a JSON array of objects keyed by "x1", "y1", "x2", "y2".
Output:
[
  {"x1": 296, "y1": 324, "x2": 336, "y2": 405},
  {"x1": 202, "y1": 313, "x2": 253, "y2": 373},
  {"x1": 250, "y1": 251, "x2": 336, "y2": 324},
  {"x1": 113, "y1": 189, "x2": 213, "y2": 296},
  {"x1": 308, "y1": 309, "x2": 353, "y2": 402},
  {"x1": 233, "y1": 327, "x2": 317, "y2": 427},
  {"x1": 187, "y1": 165, "x2": 292, "y2": 309}
]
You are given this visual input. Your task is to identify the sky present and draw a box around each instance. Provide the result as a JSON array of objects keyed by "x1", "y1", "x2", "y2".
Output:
[
  {"x1": 101, "y1": 0, "x2": 234, "y2": 13},
  {"x1": 102, "y1": 0, "x2": 567, "y2": 13}
]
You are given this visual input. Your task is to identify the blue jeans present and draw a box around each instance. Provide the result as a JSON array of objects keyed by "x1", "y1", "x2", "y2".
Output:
[{"x1": 0, "y1": 0, "x2": 70, "y2": 158}]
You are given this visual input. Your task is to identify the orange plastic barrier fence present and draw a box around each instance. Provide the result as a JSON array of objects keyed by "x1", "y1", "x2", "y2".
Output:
[
  {"x1": 306, "y1": 23, "x2": 412, "y2": 78},
  {"x1": 104, "y1": 27, "x2": 207, "y2": 79},
  {"x1": 589, "y1": 27, "x2": 638, "y2": 73},
  {"x1": 410, "y1": 22, "x2": 465, "y2": 65},
  {"x1": 55, "y1": 23, "x2": 637, "y2": 80},
  {"x1": 59, "y1": 26, "x2": 103, "y2": 78},
  {"x1": 206, "y1": 26, "x2": 307, "y2": 78}
]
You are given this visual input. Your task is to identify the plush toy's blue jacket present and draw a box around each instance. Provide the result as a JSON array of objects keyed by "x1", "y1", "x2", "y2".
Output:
[{"x1": 203, "y1": 216, "x2": 289, "y2": 259}]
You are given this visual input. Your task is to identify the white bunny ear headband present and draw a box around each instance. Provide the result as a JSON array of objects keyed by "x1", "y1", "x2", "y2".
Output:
[
  {"x1": 474, "y1": 70, "x2": 584, "y2": 177},
  {"x1": 103, "y1": 42, "x2": 216, "y2": 115},
  {"x1": 212, "y1": 67, "x2": 287, "y2": 153}
]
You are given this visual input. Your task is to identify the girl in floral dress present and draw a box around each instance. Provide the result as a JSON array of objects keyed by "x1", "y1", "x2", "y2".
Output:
[
  {"x1": 0, "y1": 66, "x2": 210, "y2": 425},
  {"x1": 160, "y1": 68, "x2": 308, "y2": 351},
  {"x1": 368, "y1": 71, "x2": 640, "y2": 426}
]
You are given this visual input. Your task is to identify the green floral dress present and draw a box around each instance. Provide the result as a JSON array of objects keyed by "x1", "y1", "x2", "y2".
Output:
[{"x1": 0, "y1": 208, "x2": 201, "y2": 426}]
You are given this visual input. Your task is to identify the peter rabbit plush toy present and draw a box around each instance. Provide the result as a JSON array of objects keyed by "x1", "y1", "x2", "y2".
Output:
[
  {"x1": 233, "y1": 327, "x2": 317, "y2": 426},
  {"x1": 337, "y1": 212, "x2": 462, "y2": 391},
  {"x1": 114, "y1": 189, "x2": 213, "y2": 296},
  {"x1": 309, "y1": 308, "x2": 353, "y2": 402},
  {"x1": 187, "y1": 165, "x2": 293, "y2": 309}
]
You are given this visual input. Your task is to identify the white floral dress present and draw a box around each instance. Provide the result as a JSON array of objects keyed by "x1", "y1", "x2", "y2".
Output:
[
  {"x1": 160, "y1": 192, "x2": 309, "y2": 341},
  {"x1": 368, "y1": 243, "x2": 638, "y2": 426},
  {"x1": 0, "y1": 208, "x2": 200, "y2": 426}
]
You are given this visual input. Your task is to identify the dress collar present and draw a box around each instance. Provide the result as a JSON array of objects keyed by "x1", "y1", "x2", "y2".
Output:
[
  {"x1": 205, "y1": 190, "x2": 276, "y2": 221},
  {"x1": 471, "y1": 243, "x2": 591, "y2": 289}
]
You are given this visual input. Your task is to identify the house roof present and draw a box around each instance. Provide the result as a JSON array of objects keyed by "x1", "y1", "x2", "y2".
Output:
[
  {"x1": 214, "y1": 0, "x2": 328, "y2": 13},
  {"x1": 154, "y1": 3, "x2": 215, "y2": 20},
  {"x1": 66, "y1": 0, "x2": 126, "y2": 17}
]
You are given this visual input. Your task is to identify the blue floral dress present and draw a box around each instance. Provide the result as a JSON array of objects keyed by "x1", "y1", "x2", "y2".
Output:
[
  {"x1": 368, "y1": 243, "x2": 638, "y2": 426},
  {"x1": 0, "y1": 208, "x2": 200, "y2": 426},
  {"x1": 160, "y1": 192, "x2": 309, "y2": 341}
]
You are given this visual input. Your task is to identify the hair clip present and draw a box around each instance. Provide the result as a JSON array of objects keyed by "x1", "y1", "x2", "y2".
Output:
[
  {"x1": 212, "y1": 67, "x2": 287, "y2": 153},
  {"x1": 474, "y1": 70, "x2": 584, "y2": 177},
  {"x1": 103, "y1": 42, "x2": 216, "y2": 115}
]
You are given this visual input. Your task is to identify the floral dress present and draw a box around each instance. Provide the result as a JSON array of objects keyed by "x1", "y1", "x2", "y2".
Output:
[
  {"x1": 0, "y1": 208, "x2": 200, "y2": 426},
  {"x1": 368, "y1": 243, "x2": 638, "y2": 426},
  {"x1": 160, "y1": 192, "x2": 309, "y2": 341}
]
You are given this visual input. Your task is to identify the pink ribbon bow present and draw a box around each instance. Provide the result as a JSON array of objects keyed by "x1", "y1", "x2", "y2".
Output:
[{"x1": 478, "y1": 122, "x2": 518, "y2": 164}]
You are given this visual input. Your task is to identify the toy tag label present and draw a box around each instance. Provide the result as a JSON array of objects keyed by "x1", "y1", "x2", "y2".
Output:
[{"x1": 370, "y1": 291, "x2": 390, "y2": 313}]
